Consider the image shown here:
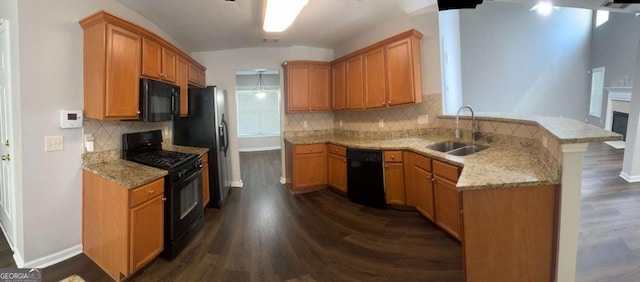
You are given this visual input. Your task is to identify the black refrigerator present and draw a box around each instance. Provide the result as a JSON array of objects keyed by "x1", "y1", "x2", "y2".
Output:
[{"x1": 173, "y1": 86, "x2": 231, "y2": 208}]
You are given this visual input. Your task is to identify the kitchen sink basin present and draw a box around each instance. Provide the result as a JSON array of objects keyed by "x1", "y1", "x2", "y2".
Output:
[
  {"x1": 446, "y1": 144, "x2": 489, "y2": 156},
  {"x1": 426, "y1": 141, "x2": 467, "y2": 152}
]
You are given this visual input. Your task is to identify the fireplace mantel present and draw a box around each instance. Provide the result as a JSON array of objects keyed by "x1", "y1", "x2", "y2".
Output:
[{"x1": 605, "y1": 87, "x2": 632, "y2": 131}]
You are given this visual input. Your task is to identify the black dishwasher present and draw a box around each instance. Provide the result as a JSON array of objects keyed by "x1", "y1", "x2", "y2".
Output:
[{"x1": 347, "y1": 148, "x2": 386, "y2": 209}]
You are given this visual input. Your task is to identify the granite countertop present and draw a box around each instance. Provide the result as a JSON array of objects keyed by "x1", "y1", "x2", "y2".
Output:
[
  {"x1": 82, "y1": 144, "x2": 208, "y2": 189},
  {"x1": 440, "y1": 113, "x2": 622, "y2": 144},
  {"x1": 163, "y1": 144, "x2": 209, "y2": 155},
  {"x1": 284, "y1": 134, "x2": 558, "y2": 191},
  {"x1": 82, "y1": 159, "x2": 167, "y2": 189}
]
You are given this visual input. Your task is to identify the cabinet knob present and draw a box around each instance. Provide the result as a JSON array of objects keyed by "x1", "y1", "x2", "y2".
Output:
[
  {"x1": 384, "y1": 165, "x2": 388, "y2": 168},
  {"x1": 391, "y1": 156, "x2": 395, "y2": 159},
  {"x1": 382, "y1": 102, "x2": 385, "y2": 105},
  {"x1": 388, "y1": 101, "x2": 391, "y2": 105},
  {"x1": 1, "y1": 154, "x2": 9, "y2": 161},
  {"x1": 137, "y1": 110, "x2": 141, "y2": 114},
  {"x1": 149, "y1": 190, "x2": 155, "y2": 194},
  {"x1": 162, "y1": 197, "x2": 166, "y2": 202}
]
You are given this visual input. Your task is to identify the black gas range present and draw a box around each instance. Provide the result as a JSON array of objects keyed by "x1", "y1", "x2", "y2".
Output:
[{"x1": 122, "y1": 130, "x2": 204, "y2": 259}]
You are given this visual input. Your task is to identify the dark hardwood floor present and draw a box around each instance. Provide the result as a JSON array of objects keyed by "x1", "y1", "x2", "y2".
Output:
[
  {"x1": 42, "y1": 150, "x2": 462, "y2": 281},
  {"x1": 0, "y1": 143, "x2": 632, "y2": 281},
  {"x1": 576, "y1": 142, "x2": 640, "y2": 282}
]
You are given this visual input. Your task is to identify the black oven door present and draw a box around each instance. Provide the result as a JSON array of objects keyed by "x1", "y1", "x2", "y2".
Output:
[
  {"x1": 166, "y1": 167, "x2": 203, "y2": 242},
  {"x1": 139, "y1": 78, "x2": 178, "y2": 122}
]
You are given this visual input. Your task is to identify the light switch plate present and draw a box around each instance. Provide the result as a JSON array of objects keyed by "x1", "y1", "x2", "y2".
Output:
[
  {"x1": 45, "y1": 135, "x2": 64, "y2": 152},
  {"x1": 378, "y1": 119, "x2": 384, "y2": 128},
  {"x1": 418, "y1": 114, "x2": 429, "y2": 124}
]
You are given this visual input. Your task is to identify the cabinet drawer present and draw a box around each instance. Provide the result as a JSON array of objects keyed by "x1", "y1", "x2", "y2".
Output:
[
  {"x1": 131, "y1": 178, "x2": 165, "y2": 208},
  {"x1": 413, "y1": 153, "x2": 432, "y2": 172},
  {"x1": 327, "y1": 144, "x2": 346, "y2": 157},
  {"x1": 294, "y1": 144, "x2": 326, "y2": 154},
  {"x1": 433, "y1": 160, "x2": 460, "y2": 182},
  {"x1": 384, "y1": 151, "x2": 403, "y2": 163}
]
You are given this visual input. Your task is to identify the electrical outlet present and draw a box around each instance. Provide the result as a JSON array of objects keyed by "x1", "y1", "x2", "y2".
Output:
[
  {"x1": 303, "y1": 120, "x2": 308, "y2": 128},
  {"x1": 339, "y1": 120, "x2": 343, "y2": 127},
  {"x1": 45, "y1": 135, "x2": 64, "y2": 152},
  {"x1": 378, "y1": 119, "x2": 384, "y2": 128},
  {"x1": 542, "y1": 136, "x2": 548, "y2": 148},
  {"x1": 418, "y1": 114, "x2": 429, "y2": 124}
]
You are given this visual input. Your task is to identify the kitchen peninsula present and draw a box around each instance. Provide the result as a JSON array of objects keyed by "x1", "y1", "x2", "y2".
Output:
[{"x1": 283, "y1": 114, "x2": 620, "y2": 282}]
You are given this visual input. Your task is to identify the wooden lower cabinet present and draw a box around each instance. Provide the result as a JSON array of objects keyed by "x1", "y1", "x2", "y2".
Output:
[
  {"x1": 285, "y1": 142, "x2": 326, "y2": 193},
  {"x1": 384, "y1": 151, "x2": 405, "y2": 205},
  {"x1": 433, "y1": 160, "x2": 462, "y2": 240},
  {"x1": 202, "y1": 153, "x2": 210, "y2": 207},
  {"x1": 413, "y1": 165, "x2": 435, "y2": 221},
  {"x1": 83, "y1": 171, "x2": 164, "y2": 281},
  {"x1": 327, "y1": 144, "x2": 347, "y2": 193},
  {"x1": 462, "y1": 185, "x2": 559, "y2": 282}
]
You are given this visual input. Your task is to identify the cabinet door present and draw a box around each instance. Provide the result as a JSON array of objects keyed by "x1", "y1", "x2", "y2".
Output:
[
  {"x1": 327, "y1": 153, "x2": 347, "y2": 193},
  {"x1": 188, "y1": 63, "x2": 206, "y2": 87},
  {"x1": 141, "y1": 38, "x2": 162, "y2": 80},
  {"x1": 161, "y1": 48, "x2": 177, "y2": 83},
  {"x1": 130, "y1": 195, "x2": 164, "y2": 273},
  {"x1": 332, "y1": 62, "x2": 346, "y2": 110},
  {"x1": 364, "y1": 47, "x2": 387, "y2": 109},
  {"x1": 293, "y1": 152, "x2": 325, "y2": 189},
  {"x1": 385, "y1": 37, "x2": 421, "y2": 106},
  {"x1": 413, "y1": 166, "x2": 435, "y2": 221},
  {"x1": 202, "y1": 163, "x2": 210, "y2": 207},
  {"x1": 434, "y1": 176, "x2": 461, "y2": 240},
  {"x1": 345, "y1": 56, "x2": 364, "y2": 110},
  {"x1": 384, "y1": 162, "x2": 405, "y2": 205},
  {"x1": 176, "y1": 56, "x2": 189, "y2": 117},
  {"x1": 287, "y1": 64, "x2": 311, "y2": 112},
  {"x1": 105, "y1": 24, "x2": 141, "y2": 119},
  {"x1": 309, "y1": 63, "x2": 330, "y2": 111}
]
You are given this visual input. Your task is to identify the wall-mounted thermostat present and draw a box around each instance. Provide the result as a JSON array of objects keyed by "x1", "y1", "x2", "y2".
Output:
[{"x1": 60, "y1": 109, "x2": 83, "y2": 128}]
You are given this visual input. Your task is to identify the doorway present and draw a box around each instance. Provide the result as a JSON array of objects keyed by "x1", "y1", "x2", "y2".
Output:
[
  {"x1": 235, "y1": 70, "x2": 281, "y2": 152},
  {"x1": 0, "y1": 18, "x2": 15, "y2": 249}
]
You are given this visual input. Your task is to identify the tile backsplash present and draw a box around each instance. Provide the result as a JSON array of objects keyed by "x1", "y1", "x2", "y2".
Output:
[
  {"x1": 284, "y1": 111, "x2": 334, "y2": 132},
  {"x1": 82, "y1": 119, "x2": 172, "y2": 153}
]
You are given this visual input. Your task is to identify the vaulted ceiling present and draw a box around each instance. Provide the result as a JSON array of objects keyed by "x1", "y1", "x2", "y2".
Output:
[{"x1": 115, "y1": 0, "x2": 639, "y2": 52}]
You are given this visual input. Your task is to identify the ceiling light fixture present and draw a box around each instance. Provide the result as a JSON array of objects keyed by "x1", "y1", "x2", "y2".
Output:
[
  {"x1": 530, "y1": 1, "x2": 558, "y2": 16},
  {"x1": 263, "y1": 0, "x2": 308, "y2": 32},
  {"x1": 254, "y1": 70, "x2": 268, "y2": 99}
]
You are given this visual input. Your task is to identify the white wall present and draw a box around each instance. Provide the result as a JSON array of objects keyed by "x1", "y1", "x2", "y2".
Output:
[
  {"x1": 1, "y1": 0, "x2": 187, "y2": 267},
  {"x1": 588, "y1": 12, "x2": 640, "y2": 127},
  {"x1": 458, "y1": 2, "x2": 592, "y2": 121},
  {"x1": 191, "y1": 47, "x2": 334, "y2": 186},
  {"x1": 439, "y1": 10, "x2": 463, "y2": 114}
]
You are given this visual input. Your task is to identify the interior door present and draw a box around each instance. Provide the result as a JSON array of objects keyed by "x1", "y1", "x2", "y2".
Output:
[{"x1": 0, "y1": 18, "x2": 15, "y2": 247}]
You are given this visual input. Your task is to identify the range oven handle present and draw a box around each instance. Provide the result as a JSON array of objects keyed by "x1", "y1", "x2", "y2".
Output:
[{"x1": 172, "y1": 166, "x2": 203, "y2": 188}]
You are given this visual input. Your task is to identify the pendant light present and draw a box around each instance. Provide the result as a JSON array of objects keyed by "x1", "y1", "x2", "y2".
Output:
[{"x1": 254, "y1": 70, "x2": 268, "y2": 99}]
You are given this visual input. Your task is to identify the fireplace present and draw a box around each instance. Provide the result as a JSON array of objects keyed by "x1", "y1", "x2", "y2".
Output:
[{"x1": 612, "y1": 111, "x2": 629, "y2": 141}]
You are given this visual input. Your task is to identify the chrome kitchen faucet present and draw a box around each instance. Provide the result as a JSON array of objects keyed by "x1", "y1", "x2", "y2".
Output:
[{"x1": 455, "y1": 105, "x2": 479, "y2": 142}]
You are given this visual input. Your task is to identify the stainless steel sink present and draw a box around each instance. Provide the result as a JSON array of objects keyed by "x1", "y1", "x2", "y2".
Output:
[
  {"x1": 426, "y1": 141, "x2": 467, "y2": 152},
  {"x1": 446, "y1": 144, "x2": 489, "y2": 156}
]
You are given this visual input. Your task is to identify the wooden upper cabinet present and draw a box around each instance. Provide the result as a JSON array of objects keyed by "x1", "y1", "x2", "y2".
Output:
[
  {"x1": 81, "y1": 22, "x2": 141, "y2": 120},
  {"x1": 141, "y1": 38, "x2": 176, "y2": 83},
  {"x1": 176, "y1": 56, "x2": 189, "y2": 117},
  {"x1": 80, "y1": 11, "x2": 206, "y2": 120},
  {"x1": 283, "y1": 61, "x2": 331, "y2": 113},
  {"x1": 331, "y1": 61, "x2": 346, "y2": 111},
  {"x1": 364, "y1": 47, "x2": 387, "y2": 109},
  {"x1": 331, "y1": 29, "x2": 423, "y2": 111},
  {"x1": 188, "y1": 62, "x2": 206, "y2": 88},
  {"x1": 385, "y1": 35, "x2": 422, "y2": 106},
  {"x1": 345, "y1": 56, "x2": 364, "y2": 110},
  {"x1": 309, "y1": 63, "x2": 330, "y2": 111}
]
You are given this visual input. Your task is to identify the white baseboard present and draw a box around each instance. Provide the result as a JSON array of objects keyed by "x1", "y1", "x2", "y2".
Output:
[
  {"x1": 231, "y1": 180, "x2": 244, "y2": 188},
  {"x1": 16, "y1": 244, "x2": 82, "y2": 268},
  {"x1": 280, "y1": 176, "x2": 286, "y2": 184},
  {"x1": 620, "y1": 171, "x2": 640, "y2": 182},
  {"x1": 238, "y1": 146, "x2": 281, "y2": 152}
]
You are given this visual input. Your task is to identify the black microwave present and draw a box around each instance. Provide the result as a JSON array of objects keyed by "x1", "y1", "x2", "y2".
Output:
[{"x1": 139, "y1": 78, "x2": 179, "y2": 122}]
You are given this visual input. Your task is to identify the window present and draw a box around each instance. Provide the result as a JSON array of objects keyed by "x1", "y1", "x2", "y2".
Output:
[
  {"x1": 595, "y1": 10, "x2": 609, "y2": 28},
  {"x1": 236, "y1": 90, "x2": 280, "y2": 137}
]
